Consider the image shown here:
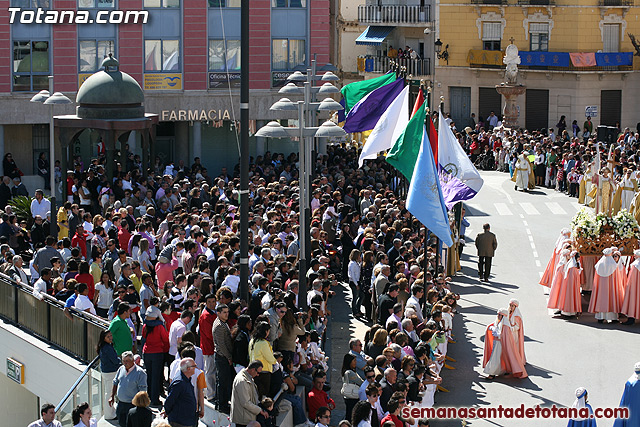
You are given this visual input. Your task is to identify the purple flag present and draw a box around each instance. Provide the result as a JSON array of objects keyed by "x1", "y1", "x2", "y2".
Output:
[{"x1": 343, "y1": 78, "x2": 404, "y2": 133}]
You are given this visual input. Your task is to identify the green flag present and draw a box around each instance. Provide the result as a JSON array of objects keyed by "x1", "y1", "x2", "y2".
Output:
[
  {"x1": 341, "y1": 72, "x2": 397, "y2": 115},
  {"x1": 386, "y1": 102, "x2": 426, "y2": 180}
]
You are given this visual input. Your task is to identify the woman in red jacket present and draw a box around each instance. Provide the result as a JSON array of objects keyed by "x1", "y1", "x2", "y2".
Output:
[{"x1": 142, "y1": 301, "x2": 169, "y2": 406}]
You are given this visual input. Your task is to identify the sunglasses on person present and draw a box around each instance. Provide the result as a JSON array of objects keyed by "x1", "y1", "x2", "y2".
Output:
[{"x1": 366, "y1": 374, "x2": 375, "y2": 379}]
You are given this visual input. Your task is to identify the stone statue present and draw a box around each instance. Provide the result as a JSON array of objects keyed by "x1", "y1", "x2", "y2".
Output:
[{"x1": 503, "y1": 43, "x2": 521, "y2": 84}]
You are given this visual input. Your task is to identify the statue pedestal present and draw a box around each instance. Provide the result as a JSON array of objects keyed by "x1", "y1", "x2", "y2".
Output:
[{"x1": 495, "y1": 83, "x2": 526, "y2": 128}]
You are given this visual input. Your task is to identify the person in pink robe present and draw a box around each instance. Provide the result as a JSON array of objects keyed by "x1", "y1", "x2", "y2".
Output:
[
  {"x1": 548, "y1": 251, "x2": 583, "y2": 317},
  {"x1": 622, "y1": 249, "x2": 640, "y2": 325},
  {"x1": 482, "y1": 308, "x2": 527, "y2": 379},
  {"x1": 508, "y1": 299, "x2": 526, "y2": 364},
  {"x1": 540, "y1": 229, "x2": 572, "y2": 287},
  {"x1": 548, "y1": 249, "x2": 571, "y2": 310},
  {"x1": 589, "y1": 248, "x2": 624, "y2": 323}
]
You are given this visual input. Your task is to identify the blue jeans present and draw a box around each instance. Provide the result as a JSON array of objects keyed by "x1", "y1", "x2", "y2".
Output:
[
  {"x1": 214, "y1": 353, "x2": 233, "y2": 412},
  {"x1": 144, "y1": 352, "x2": 164, "y2": 404},
  {"x1": 282, "y1": 393, "x2": 307, "y2": 425}
]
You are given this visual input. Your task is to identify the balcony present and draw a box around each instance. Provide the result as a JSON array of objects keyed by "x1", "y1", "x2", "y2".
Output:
[
  {"x1": 598, "y1": 0, "x2": 633, "y2": 5},
  {"x1": 358, "y1": 5, "x2": 430, "y2": 26},
  {"x1": 357, "y1": 55, "x2": 431, "y2": 77},
  {"x1": 517, "y1": 0, "x2": 555, "y2": 4},
  {"x1": 471, "y1": 0, "x2": 508, "y2": 4}
]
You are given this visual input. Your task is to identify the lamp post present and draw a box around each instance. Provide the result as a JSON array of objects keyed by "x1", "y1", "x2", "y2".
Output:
[
  {"x1": 30, "y1": 76, "x2": 72, "y2": 238},
  {"x1": 281, "y1": 63, "x2": 340, "y2": 268},
  {"x1": 256, "y1": 95, "x2": 345, "y2": 310}
]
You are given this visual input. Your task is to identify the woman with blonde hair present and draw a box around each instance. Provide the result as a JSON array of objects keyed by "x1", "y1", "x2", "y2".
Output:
[
  {"x1": 348, "y1": 249, "x2": 362, "y2": 318},
  {"x1": 127, "y1": 391, "x2": 153, "y2": 427},
  {"x1": 138, "y1": 238, "x2": 152, "y2": 274},
  {"x1": 365, "y1": 328, "x2": 388, "y2": 358}
]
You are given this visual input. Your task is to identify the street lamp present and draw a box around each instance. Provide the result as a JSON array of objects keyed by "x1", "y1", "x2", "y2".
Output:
[
  {"x1": 434, "y1": 39, "x2": 449, "y2": 64},
  {"x1": 30, "y1": 76, "x2": 72, "y2": 237},
  {"x1": 256, "y1": 64, "x2": 345, "y2": 308}
]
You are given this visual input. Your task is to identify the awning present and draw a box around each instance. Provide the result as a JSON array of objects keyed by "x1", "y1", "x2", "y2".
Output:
[{"x1": 356, "y1": 26, "x2": 395, "y2": 46}]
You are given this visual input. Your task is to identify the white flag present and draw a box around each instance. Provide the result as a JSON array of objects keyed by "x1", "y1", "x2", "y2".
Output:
[{"x1": 358, "y1": 86, "x2": 409, "y2": 167}]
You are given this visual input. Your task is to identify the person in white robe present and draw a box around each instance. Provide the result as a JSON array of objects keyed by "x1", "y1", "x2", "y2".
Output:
[{"x1": 514, "y1": 152, "x2": 531, "y2": 191}]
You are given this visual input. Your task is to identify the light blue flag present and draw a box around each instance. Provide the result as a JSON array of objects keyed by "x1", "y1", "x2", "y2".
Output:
[{"x1": 407, "y1": 126, "x2": 454, "y2": 247}]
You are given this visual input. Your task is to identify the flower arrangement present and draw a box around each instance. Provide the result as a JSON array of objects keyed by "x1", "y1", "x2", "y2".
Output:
[{"x1": 570, "y1": 208, "x2": 640, "y2": 254}]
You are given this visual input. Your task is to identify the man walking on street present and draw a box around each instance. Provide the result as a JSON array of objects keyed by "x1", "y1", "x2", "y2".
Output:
[{"x1": 475, "y1": 223, "x2": 497, "y2": 282}]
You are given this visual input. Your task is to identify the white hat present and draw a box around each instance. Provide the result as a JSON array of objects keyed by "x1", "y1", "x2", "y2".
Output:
[
  {"x1": 509, "y1": 299, "x2": 519, "y2": 306},
  {"x1": 498, "y1": 308, "x2": 509, "y2": 316},
  {"x1": 635, "y1": 361, "x2": 640, "y2": 373},
  {"x1": 603, "y1": 248, "x2": 613, "y2": 256},
  {"x1": 571, "y1": 387, "x2": 588, "y2": 421},
  {"x1": 145, "y1": 305, "x2": 164, "y2": 322},
  {"x1": 634, "y1": 249, "x2": 640, "y2": 258}
]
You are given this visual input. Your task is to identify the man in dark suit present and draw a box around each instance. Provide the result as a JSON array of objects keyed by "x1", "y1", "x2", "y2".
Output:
[{"x1": 475, "y1": 223, "x2": 497, "y2": 282}]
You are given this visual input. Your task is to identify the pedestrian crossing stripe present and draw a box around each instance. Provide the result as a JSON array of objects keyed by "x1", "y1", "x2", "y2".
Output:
[
  {"x1": 519, "y1": 202, "x2": 540, "y2": 215},
  {"x1": 545, "y1": 202, "x2": 567, "y2": 215},
  {"x1": 494, "y1": 203, "x2": 513, "y2": 216}
]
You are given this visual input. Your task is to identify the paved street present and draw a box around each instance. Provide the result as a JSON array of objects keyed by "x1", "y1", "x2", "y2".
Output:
[{"x1": 429, "y1": 171, "x2": 640, "y2": 427}]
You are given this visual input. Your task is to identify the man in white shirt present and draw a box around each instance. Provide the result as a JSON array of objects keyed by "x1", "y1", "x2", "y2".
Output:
[
  {"x1": 405, "y1": 284, "x2": 424, "y2": 322},
  {"x1": 28, "y1": 403, "x2": 62, "y2": 427},
  {"x1": 168, "y1": 311, "x2": 193, "y2": 356},
  {"x1": 33, "y1": 268, "x2": 52, "y2": 295},
  {"x1": 30, "y1": 189, "x2": 51, "y2": 219},
  {"x1": 74, "y1": 283, "x2": 96, "y2": 315}
]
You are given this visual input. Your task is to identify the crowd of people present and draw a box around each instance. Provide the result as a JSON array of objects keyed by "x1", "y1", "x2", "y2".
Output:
[{"x1": 1, "y1": 139, "x2": 470, "y2": 427}]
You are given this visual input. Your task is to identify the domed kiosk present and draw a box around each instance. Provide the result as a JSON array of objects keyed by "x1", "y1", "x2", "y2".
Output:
[{"x1": 54, "y1": 54, "x2": 158, "y2": 185}]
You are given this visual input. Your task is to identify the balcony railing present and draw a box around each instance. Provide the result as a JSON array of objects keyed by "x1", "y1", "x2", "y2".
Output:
[
  {"x1": 471, "y1": 0, "x2": 508, "y2": 4},
  {"x1": 467, "y1": 49, "x2": 634, "y2": 71},
  {"x1": 357, "y1": 55, "x2": 431, "y2": 77},
  {"x1": 0, "y1": 273, "x2": 109, "y2": 362},
  {"x1": 598, "y1": 0, "x2": 633, "y2": 5},
  {"x1": 517, "y1": 0, "x2": 555, "y2": 4},
  {"x1": 358, "y1": 5, "x2": 430, "y2": 25}
]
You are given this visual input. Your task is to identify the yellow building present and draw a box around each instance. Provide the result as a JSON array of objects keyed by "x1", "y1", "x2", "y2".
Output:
[{"x1": 436, "y1": 0, "x2": 640, "y2": 131}]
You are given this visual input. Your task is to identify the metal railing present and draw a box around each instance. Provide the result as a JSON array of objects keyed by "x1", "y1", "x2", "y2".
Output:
[
  {"x1": 517, "y1": 0, "x2": 555, "y2": 4},
  {"x1": 471, "y1": 0, "x2": 508, "y2": 4},
  {"x1": 598, "y1": 0, "x2": 633, "y2": 5},
  {"x1": 0, "y1": 273, "x2": 109, "y2": 362},
  {"x1": 55, "y1": 356, "x2": 103, "y2": 426},
  {"x1": 358, "y1": 5, "x2": 430, "y2": 24},
  {"x1": 358, "y1": 55, "x2": 431, "y2": 77}
]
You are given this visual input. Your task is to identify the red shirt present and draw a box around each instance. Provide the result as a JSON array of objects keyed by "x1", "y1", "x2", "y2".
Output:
[
  {"x1": 142, "y1": 323, "x2": 169, "y2": 354},
  {"x1": 307, "y1": 388, "x2": 335, "y2": 420},
  {"x1": 118, "y1": 228, "x2": 132, "y2": 254},
  {"x1": 75, "y1": 273, "x2": 95, "y2": 300},
  {"x1": 199, "y1": 308, "x2": 216, "y2": 355},
  {"x1": 71, "y1": 232, "x2": 88, "y2": 259},
  {"x1": 163, "y1": 312, "x2": 179, "y2": 331},
  {"x1": 381, "y1": 413, "x2": 404, "y2": 427}
]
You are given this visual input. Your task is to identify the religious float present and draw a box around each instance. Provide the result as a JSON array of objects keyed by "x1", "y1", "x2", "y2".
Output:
[{"x1": 570, "y1": 208, "x2": 640, "y2": 255}]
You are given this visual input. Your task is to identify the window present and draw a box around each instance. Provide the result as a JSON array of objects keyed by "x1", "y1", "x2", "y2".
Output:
[
  {"x1": 272, "y1": 39, "x2": 306, "y2": 70},
  {"x1": 272, "y1": 0, "x2": 306, "y2": 7},
  {"x1": 603, "y1": 23, "x2": 620, "y2": 52},
  {"x1": 482, "y1": 22, "x2": 501, "y2": 51},
  {"x1": 529, "y1": 23, "x2": 549, "y2": 51},
  {"x1": 12, "y1": 40, "x2": 50, "y2": 92},
  {"x1": 145, "y1": 39, "x2": 180, "y2": 72},
  {"x1": 209, "y1": 40, "x2": 241, "y2": 71},
  {"x1": 144, "y1": 0, "x2": 179, "y2": 7},
  {"x1": 78, "y1": 0, "x2": 114, "y2": 8},
  {"x1": 11, "y1": 0, "x2": 49, "y2": 8},
  {"x1": 208, "y1": 0, "x2": 240, "y2": 6},
  {"x1": 79, "y1": 40, "x2": 115, "y2": 72}
]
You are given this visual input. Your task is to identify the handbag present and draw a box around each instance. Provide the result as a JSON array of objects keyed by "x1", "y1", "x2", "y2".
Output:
[{"x1": 340, "y1": 372, "x2": 360, "y2": 399}]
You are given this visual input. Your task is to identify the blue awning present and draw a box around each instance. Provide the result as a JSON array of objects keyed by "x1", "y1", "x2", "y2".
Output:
[{"x1": 356, "y1": 26, "x2": 395, "y2": 46}]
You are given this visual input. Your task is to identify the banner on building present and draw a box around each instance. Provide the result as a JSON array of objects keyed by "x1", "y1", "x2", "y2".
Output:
[
  {"x1": 208, "y1": 72, "x2": 241, "y2": 89},
  {"x1": 144, "y1": 73, "x2": 183, "y2": 90},
  {"x1": 519, "y1": 51, "x2": 570, "y2": 67}
]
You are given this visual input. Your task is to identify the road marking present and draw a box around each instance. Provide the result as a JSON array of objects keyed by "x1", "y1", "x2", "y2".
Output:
[
  {"x1": 533, "y1": 251, "x2": 538, "y2": 258},
  {"x1": 526, "y1": 229, "x2": 531, "y2": 235},
  {"x1": 519, "y1": 202, "x2": 540, "y2": 215},
  {"x1": 523, "y1": 220, "x2": 528, "y2": 226},
  {"x1": 519, "y1": 214, "x2": 525, "y2": 219},
  {"x1": 539, "y1": 272, "x2": 544, "y2": 278},
  {"x1": 528, "y1": 235, "x2": 534, "y2": 242},
  {"x1": 530, "y1": 242, "x2": 536, "y2": 249},
  {"x1": 494, "y1": 203, "x2": 513, "y2": 216},
  {"x1": 545, "y1": 202, "x2": 567, "y2": 215},
  {"x1": 535, "y1": 260, "x2": 541, "y2": 267}
]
